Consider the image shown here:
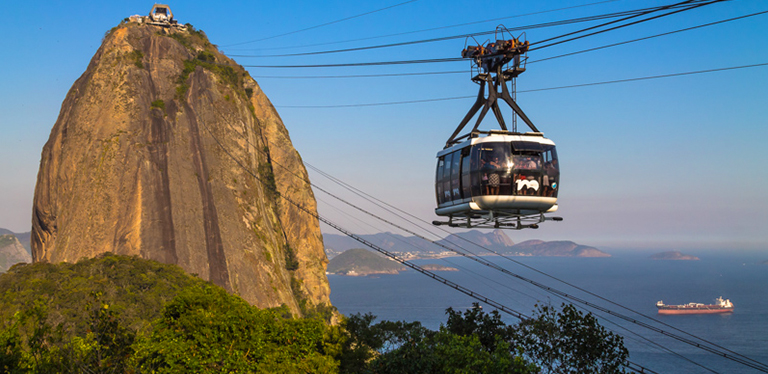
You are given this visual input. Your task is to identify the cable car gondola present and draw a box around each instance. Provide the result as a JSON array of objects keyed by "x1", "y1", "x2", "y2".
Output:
[{"x1": 433, "y1": 30, "x2": 562, "y2": 230}]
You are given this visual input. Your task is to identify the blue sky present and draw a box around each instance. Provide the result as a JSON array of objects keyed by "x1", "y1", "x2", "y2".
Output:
[{"x1": 1, "y1": 0, "x2": 766, "y2": 250}]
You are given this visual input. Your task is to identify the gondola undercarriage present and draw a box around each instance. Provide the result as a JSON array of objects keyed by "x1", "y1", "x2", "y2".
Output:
[{"x1": 433, "y1": 210, "x2": 562, "y2": 230}]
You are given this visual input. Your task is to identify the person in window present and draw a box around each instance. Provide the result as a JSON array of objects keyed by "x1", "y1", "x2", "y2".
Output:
[
  {"x1": 490, "y1": 157, "x2": 501, "y2": 169},
  {"x1": 487, "y1": 157, "x2": 501, "y2": 195},
  {"x1": 547, "y1": 159, "x2": 559, "y2": 197}
]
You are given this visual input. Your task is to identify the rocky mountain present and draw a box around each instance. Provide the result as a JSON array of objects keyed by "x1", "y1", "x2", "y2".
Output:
[
  {"x1": 31, "y1": 19, "x2": 329, "y2": 315},
  {"x1": 324, "y1": 231, "x2": 608, "y2": 258},
  {"x1": 14, "y1": 232, "x2": 31, "y2": 254},
  {"x1": 650, "y1": 251, "x2": 700, "y2": 261},
  {"x1": 0, "y1": 229, "x2": 32, "y2": 255},
  {"x1": 0, "y1": 234, "x2": 31, "y2": 272}
]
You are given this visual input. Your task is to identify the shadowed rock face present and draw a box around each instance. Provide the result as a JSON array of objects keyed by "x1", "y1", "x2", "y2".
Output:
[{"x1": 32, "y1": 22, "x2": 330, "y2": 315}]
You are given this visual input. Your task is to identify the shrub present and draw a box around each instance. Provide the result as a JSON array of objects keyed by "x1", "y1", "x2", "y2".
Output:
[
  {"x1": 284, "y1": 244, "x2": 299, "y2": 271},
  {"x1": 130, "y1": 50, "x2": 144, "y2": 69}
]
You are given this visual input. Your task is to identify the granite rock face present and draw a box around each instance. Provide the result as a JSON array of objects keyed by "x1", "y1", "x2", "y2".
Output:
[{"x1": 32, "y1": 22, "x2": 330, "y2": 315}]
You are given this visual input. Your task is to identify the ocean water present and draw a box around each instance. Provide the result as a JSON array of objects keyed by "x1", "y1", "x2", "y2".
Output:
[{"x1": 328, "y1": 251, "x2": 768, "y2": 374}]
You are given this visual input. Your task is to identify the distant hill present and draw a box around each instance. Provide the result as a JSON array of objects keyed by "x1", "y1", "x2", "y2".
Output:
[
  {"x1": 15, "y1": 232, "x2": 31, "y2": 254},
  {"x1": 650, "y1": 251, "x2": 700, "y2": 261},
  {"x1": 323, "y1": 231, "x2": 608, "y2": 258},
  {"x1": 0, "y1": 234, "x2": 31, "y2": 272},
  {"x1": 509, "y1": 240, "x2": 609, "y2": 257},
  {"x1": 0, "y1": 228, "x2": 31, "y2": 257},
  {"x1": 323, "y1": 232, "x2": 442, "y2": 255},
  {"x1": 436, "y1": 230, "x2": 516, "y2": 254},
  {"x1": 324, "y1": 229, "x2": 516, "y2": 258},
  {"x1": 327, "y1": 248, "x2": 406, "y2": 276}
]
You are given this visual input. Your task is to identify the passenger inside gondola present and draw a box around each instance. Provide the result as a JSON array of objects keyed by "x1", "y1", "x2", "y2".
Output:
[{"x1": 488, "y1": 156, "x2": 501, "y2": 195}]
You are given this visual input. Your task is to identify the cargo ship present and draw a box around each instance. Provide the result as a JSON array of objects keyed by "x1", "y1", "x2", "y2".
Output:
[{"x1": 656, "y1": 297, "x2": 734, "y2": 315}]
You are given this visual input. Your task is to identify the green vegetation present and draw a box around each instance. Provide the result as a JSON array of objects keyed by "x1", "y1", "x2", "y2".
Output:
[
  {"x1": 339, "y1": 306, "x2": 537, "y2": 374},
  {"x1": 513, "y1": 303, "x2": 629, "y2": 374},
  {"x1": 341, "y1": 303, "x2": 628, "y2": 374},
  {"x1": 164, "y1": 23, "x2": 244, "y2": 101},
  {"x1": 196, "y1": 50, "x2": 215, "y2": 63},
  {"x1": 0, "y1": 254, "x2": 208, "y2": 336},
  {"x1": 0, "y1": 254, "x2": 629, "y2": 373},
  {"x1": 258, "y1": 159, "x2": 279, "y2": 202},
  {"x1": 150, "y1": 99, "x2": 165, "y2": 110},
  {"x1": 175, "y1": 55, "x2": 239, "y2": 99},
  {"x1": 132, "y1": 285, "x2": 341, "y2": 373},
  {"x1": 0, "y1": 254, "x2": 343, "y2": 373},
  {"x1": 0, "y1": 235, "x2": 15, "y2": 248},
  {"x1": 284, "y1": 244, "x2": 299, "y2": 271},
  {"x1": 184, "y1": 23, "x2": 208, "y2": 42},
  {"x1": 245, "y1": 87, "x2": 254, "y2": 99},
  {"x1": 129, "y1": 50, "x2": 144, "y2": 69},
  {"x1": 327, "y1": 248, "x2": 406, "y2": 275}
]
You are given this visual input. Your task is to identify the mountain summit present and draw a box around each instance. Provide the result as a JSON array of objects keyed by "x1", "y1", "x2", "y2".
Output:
[{"x1": 31, "y1": 18, "x2": 329, "y2": 315}]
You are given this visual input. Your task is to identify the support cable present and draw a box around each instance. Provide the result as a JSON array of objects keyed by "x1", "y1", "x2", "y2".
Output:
[
  {"x1": 203, "y1": 86, "x2": 768, "y2": 371},
  {"x1": 229, "y1": 0, "x2": 623, "y2": 52},
  {"x1": 196, "y1": 92, "x2": 529, "y2": 322},
  {"x1": 247, "y1": 9, "x2": 768, "y2": 79},
  {"x1": 304, "y1": 162, "x2": 767, "y2": 372},
  {"x1": 529, "y1": 0, "x2": 726, "y2": 51},
  {"x1": 239, "y1": 0, "x2": 722, "y2": 68},
  {"x1": 273, "y1": 62, "x2": 768, "y2": 108},
  {"x1": 223, "y1": 0, "x2": 420, "y2": 46},
  {"x1": 229, "y1": 1, "x2": 713, "y2": 58}
]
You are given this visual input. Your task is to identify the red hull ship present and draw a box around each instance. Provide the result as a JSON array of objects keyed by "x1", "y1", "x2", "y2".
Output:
[{"x1": 656, "y1": 297, "x2": 734, "y2": 315}]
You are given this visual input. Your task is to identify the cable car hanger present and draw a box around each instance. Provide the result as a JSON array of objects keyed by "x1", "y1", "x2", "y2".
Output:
[{"x1": 447, "y1": 27, "x2": 539, "y2": 147}]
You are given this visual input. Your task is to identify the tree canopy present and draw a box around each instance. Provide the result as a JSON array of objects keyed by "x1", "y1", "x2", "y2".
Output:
[{"x1": 0, "y1": 254, "x2": 629, "y2": 373}]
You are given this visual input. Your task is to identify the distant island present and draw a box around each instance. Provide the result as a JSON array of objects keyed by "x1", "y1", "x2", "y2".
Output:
[
  {"x1": 327, "y1": 248, "x2": 458, "y2": 276},
  {"x1": 328, "y1": 248, "x2": 406, "y2": 276},
  {"x1": 421, "y1": 264, "x2": 458, "y2": 272},
  {"x1": 650, "y1": 251, "x2": 700, "y2": 261},
  {"x1": 324, "y1": 230, "x2": 609, "y2": 260}
]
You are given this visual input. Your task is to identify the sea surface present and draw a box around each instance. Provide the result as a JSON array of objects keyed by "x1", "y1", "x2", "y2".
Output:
[{"x1": 328, "y1": 250, "x2": 768, "y2": 374}]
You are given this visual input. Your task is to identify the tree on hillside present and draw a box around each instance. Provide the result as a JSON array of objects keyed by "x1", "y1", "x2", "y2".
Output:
[
  {"x1": 341, "y1": 303, "x2": 629, "y2": 374},
  {"x1": 512, "y1": 304, "x2": 629, "y2": 374},
  {"x1": 340, "y1": 308, "x2": 537, "y2": 374},
  {"x1": 132, "y1": 284, "x2": 343, "y2": 373}
]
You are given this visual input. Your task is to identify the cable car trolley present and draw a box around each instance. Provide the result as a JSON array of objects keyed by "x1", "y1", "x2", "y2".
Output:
[{"x1": 433, "y1": 28, "x2": 562, "y2": 230}]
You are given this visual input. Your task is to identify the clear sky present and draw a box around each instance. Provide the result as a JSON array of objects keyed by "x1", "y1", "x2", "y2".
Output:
[{"x1": 1, "y1": 0, "x2": 766, "y2": 251}]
